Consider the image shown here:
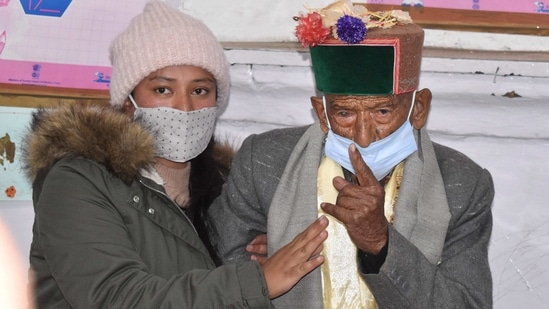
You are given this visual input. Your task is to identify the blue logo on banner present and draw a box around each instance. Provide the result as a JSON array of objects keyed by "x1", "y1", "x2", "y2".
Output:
[
  {"x1": 32, "y1": 63, "x2": 42, "y2": 79},
  {"x1": 535, "y1": 2, "x2": 549, "y2": 12},
  {"x1": 19, "y1": 0, "x2": 72, "y2": 17},
  {"x1": 94, "y1": 72, "x2": 111, "y2": 84}
]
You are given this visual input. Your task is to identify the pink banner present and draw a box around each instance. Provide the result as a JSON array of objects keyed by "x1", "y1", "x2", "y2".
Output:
[{"x1": 0, "y1": 59, "x2": 111, "y2": 90}]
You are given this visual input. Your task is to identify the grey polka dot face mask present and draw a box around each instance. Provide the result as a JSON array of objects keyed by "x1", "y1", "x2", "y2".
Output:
[{"x1": 129, "y1": 95, "x2": 217, "y2": 163}]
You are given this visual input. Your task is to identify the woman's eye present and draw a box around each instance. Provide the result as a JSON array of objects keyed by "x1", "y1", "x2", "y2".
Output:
[
  {"x1": 155, "y1": 87, "x2": 172, "y2": 95},
  {"x1": 192, "y1": 88, "x2": 209, "y2": 95}
]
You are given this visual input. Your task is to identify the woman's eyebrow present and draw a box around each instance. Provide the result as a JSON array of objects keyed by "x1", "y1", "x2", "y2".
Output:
[
  {"x1": 191, "y1": 77, "x2": 216, "y2": 84},
  {"x1": 147, "y1": 75, "x2": 176, "y2": 82}
]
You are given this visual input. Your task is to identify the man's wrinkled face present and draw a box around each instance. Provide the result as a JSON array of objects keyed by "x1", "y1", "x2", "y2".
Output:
[{"x1": 318, "y1": 92, "x2": 414, "y2": 148}]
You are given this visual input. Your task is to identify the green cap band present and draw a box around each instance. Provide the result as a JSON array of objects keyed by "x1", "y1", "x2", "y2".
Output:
[{"x1": 310, "y1": 44, "x2": 396, "y2": 95}]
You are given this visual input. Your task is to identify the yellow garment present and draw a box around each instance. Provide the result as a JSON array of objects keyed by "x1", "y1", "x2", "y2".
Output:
[
  {"x1": 317, "y1": 156, "x2": 404, "y2": 309},
  {"x1": 383, "y1": 161, "x2": 405, "y2": 224}
]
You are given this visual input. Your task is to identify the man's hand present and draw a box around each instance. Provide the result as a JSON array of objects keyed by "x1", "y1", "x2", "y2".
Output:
[
  {"x1": 261, "y1": 216, "x2": 328, "y2": 299},
  {"x1": 247, "y1": 234, "x2": 267, "y2": 264},
  {"x1": 321, "y1": 143, "x2": 388, "y2": 254}
]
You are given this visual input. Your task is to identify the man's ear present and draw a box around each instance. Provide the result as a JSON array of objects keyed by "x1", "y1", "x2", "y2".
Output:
[
  {"x1": 311, "y1": 96, "x2": 329, "y2": 133},
  {"x1": 410, "y1": 88, "x2": 432, "y2": 129}
]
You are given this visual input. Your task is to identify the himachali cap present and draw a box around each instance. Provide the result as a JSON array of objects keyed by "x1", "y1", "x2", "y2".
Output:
[{"x1": 295, "y1": 0, "x2": 424, "y2": 95}]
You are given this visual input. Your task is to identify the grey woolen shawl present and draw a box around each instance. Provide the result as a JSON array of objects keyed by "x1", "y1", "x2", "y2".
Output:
[{"x1": 266, "y1": 124, "x2": 451, "y2": 308}]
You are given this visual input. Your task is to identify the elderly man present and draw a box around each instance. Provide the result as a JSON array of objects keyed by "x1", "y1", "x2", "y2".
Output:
[{"x1": 208, "y1": 1, "x2": 494, "y2": 308}]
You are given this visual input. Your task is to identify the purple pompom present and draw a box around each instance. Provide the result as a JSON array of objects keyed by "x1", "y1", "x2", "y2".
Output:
[{"x1": 336, "y1": 15, "x2": 367, "y2": 44}]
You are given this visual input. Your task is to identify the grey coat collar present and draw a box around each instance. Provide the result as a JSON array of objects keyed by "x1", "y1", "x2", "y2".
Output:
[
  {"x1": 268, "y1": 123, "x2": 450, "y2": 307},
  {"x1": 268, "y1": 123, "x2": 325, "y2": 308},
  {"x1": 393, "y1": 128, "x2": 451, "y2": 265}
]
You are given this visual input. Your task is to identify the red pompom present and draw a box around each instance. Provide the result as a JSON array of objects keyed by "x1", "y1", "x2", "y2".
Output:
[{"x1": 295, "y1": 12, "x2": 331, "y2": 47}]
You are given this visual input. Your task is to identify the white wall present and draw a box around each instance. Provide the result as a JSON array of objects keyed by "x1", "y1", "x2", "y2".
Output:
[{"x1": 181, "y1": 0, "x2": 549, "y2": 52}]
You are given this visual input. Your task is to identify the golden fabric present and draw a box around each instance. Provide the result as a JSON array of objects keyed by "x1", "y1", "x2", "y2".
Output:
[
  {"x1": 317, "y1": 157, "x2": 405, "y2": 309},
  {"x1": 383, "y1": 161, "x2": 405, "y2": 224}
]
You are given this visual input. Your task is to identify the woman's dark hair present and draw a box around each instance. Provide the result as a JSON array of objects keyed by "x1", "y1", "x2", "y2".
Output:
[{"x1": 186, "y1": 138, "x2": 231, "y2": 266}]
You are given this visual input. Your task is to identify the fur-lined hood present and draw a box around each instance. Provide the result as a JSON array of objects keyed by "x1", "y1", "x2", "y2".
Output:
[
  {"x1": 22, "y1": 104, "x2": 236, "y2": 185},
  {"x1": 22, "y1": 104, "x2": 157, "y2": 184}
]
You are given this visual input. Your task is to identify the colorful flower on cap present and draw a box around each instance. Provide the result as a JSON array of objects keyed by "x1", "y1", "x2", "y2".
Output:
[
  {"x1": 336, "y1": 15, "x2": 367, "y2": 44},
  {"x1": 294, "y1": 0, "x2": 413, "y2": 47},
  {"x1": 294, "y1": 12, "x2": 331, "y2": 47}
]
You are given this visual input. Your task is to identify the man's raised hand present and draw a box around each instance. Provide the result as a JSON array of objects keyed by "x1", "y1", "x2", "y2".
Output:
[{"x1": 321, "y1": 143, "x2": 388, "y2": 255}]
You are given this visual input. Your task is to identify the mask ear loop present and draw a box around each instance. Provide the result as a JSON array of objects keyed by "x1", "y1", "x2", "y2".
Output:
[
  {"x1": 322, "y1": 96, "x2": 332, "y2": 130},
  {"x1": 128, "y1": 94, "x2": 139, "y2": 108},
  {"x1": 407, "y1": 90, "x2": 417, "y2": 121}
]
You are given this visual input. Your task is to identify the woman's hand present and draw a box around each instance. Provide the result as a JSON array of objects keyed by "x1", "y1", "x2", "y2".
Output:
[
  {"x1": 247, "y1": 234, "x2": 268, "y2": 264},
  {"x1": 261, "y1": 215, "x2": 328, "y2": 299}
]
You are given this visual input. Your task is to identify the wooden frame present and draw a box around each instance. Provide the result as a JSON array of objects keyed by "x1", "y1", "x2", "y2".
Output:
[
  {"x1": 364, "y1": 4, "x2": 549, "y2": 36},
  {"x1": 0, "y1": 83, "x2": 109, "y2": 108}
]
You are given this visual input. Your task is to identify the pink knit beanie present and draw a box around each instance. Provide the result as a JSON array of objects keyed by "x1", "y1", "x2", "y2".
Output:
[{"x1": 109, "y1": 0, "x2": 230, "y2": 109}]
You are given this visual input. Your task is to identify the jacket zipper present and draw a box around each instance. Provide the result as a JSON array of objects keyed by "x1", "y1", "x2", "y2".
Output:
[{"x1": 138, "y1": 179, "x2": 199, "y2": 236}]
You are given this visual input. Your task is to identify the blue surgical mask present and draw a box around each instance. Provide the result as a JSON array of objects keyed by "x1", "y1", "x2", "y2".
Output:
[{"x1": 323, "y1": 92, "x2": 418, "y2": 180}]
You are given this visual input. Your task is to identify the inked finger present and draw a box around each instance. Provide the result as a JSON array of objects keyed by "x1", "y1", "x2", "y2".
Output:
[{"x1": 348, "y1": 143, "x2": 377, "y2": 187}]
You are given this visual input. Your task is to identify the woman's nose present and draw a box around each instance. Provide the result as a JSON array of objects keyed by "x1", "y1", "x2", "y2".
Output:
[{"x1": 172, "y1": 93, "x2": 195, "y2": 111}]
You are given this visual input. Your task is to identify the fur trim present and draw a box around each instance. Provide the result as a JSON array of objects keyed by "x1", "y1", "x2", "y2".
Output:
[{"x1": 22, "y1": 104, "x2": 156, "y2": 184}]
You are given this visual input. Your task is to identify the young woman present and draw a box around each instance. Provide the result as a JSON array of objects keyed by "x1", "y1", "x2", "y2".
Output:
[{"x1": 23, "y1": 1, "x2": 327, "y2": 308}]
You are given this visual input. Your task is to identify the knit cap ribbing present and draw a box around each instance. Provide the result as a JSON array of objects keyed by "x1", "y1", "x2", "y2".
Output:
[{"x1": 109, "y1": 0, "x2": 230, "y2": 109}]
